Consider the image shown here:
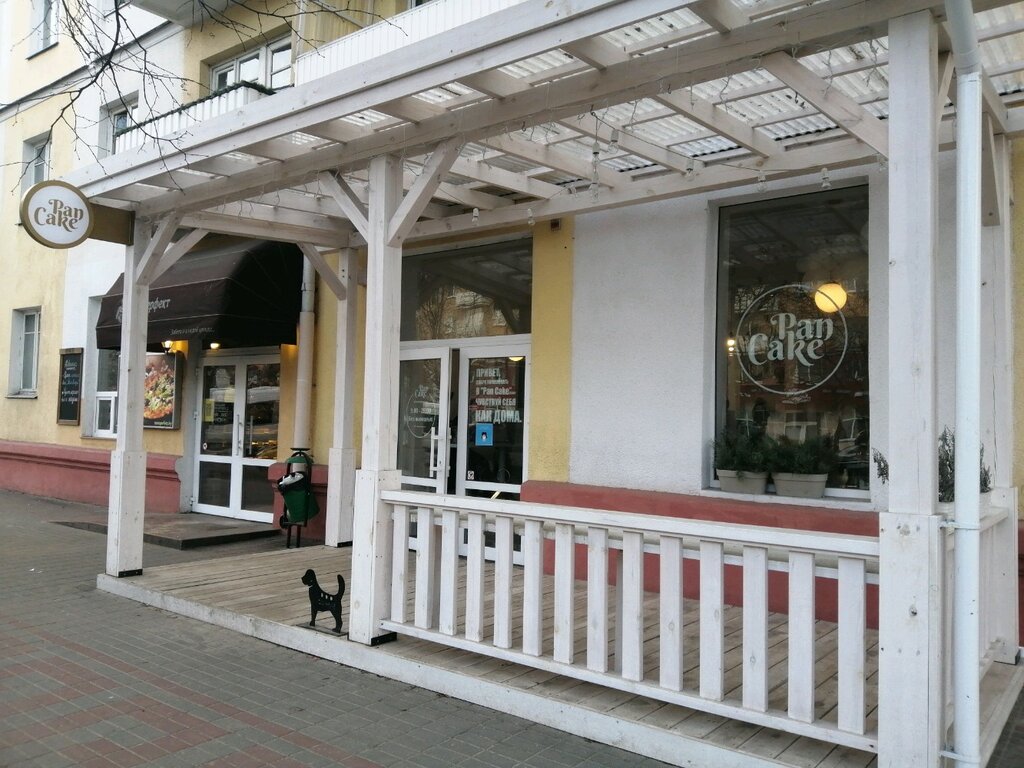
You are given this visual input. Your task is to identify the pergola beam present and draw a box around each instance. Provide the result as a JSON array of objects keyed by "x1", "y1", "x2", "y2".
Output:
[
  {"x1": 561, "y1": 37, "x2": 776, "y2": 158},
  {"x1": 690, "y1": 0, "x2": 748, "y2": 33},
  {"x1": 388, "y1": 138, "x2": 462, "y2": 246},
  {"x1": 297, "y1": 242, "x2": 348, "y2": 299},
  {"x1": 149, "y1": 227, "x2": 209, "y2": 283},
  {"x1": 318, "y1": 171, "x2": 370, "y2": 240},
  {"x1": 761, "y1": 51, "x2": 889, "y2": 156},
  {"x1": 136, "y1": 213, "x2": 182, "y2": 285}
]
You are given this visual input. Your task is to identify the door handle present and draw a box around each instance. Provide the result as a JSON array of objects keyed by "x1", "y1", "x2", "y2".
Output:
[
  {"x1": 236, "y1": 414, "x2": 244, "y2": 456},
  {"x1": 428, "y1": 427, "x2": 439, "y2": 478}
]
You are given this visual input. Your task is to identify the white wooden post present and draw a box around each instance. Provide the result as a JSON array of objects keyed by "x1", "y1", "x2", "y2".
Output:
[
  {"x1": 106, "y1": 219, "x2": 152, "y2": 578},
  {"x1": 349, "y1": 154, "x2": 403, "y2": 645},
  {"x1": 983, "y1": 135, "x2": 1018, "y2": 666},
  {"x1": 878, "y1": 12, "x2": 944, "y2": 767},
  {"x1": 326, "y1": 248, "x2": 359, "y2": 546}
]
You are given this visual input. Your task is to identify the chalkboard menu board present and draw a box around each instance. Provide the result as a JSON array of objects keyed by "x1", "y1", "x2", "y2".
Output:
[{"x1": 57, "y1": 348, "x2": 83, "y2": 425}]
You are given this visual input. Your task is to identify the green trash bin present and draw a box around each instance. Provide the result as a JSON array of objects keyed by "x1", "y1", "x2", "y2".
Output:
[{"x1": 277, "y1": 451, "x2": 319, "y2": 544}]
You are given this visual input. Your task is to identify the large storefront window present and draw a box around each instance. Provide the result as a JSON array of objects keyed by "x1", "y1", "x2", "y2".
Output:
[
  {"x1": 717, "y1": 186, "x2": 869, "y2": 492},
  {"x1": 401, "y1": 241, "x2": 532, "y2": 341}
]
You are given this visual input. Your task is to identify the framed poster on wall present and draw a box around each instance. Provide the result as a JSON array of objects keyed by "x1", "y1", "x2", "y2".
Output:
[
  {"x1": 144, "y1": 352, "x2": 182, "y2": 429},
  {"x1": 57, "y1": 348, "x2": 83, "y2": 426}
]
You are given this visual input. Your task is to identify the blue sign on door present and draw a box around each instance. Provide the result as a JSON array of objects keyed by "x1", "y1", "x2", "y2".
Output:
[{"x1": 475, "y1": 423, "x2": 494, "y2": 446}]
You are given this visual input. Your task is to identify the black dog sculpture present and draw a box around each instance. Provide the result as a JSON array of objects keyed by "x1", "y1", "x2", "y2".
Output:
[{"x1": 301, "y1": 569, "x2": 345, "y2": 633}]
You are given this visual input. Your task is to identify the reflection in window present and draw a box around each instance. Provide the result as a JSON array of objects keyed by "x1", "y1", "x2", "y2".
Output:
[
  {"x1": 717, "y1": 186, "x2": 869, "y2": 491},
  {"x1": 401, "y1": 241, "x2": 532, "y2": 341}
]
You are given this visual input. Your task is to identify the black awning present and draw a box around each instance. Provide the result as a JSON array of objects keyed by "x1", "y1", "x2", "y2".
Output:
[{"x1": 96, "y1": 239, "x2": 304, "y2": 350}]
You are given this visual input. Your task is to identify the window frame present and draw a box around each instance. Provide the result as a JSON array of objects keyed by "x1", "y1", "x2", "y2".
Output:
[
  {"x1": 712, "y1": 183, "x2": 871, "y2": 499},
  {"x1": 99, "y1": 98, "x2": 137, "y2": 157},
  {"x1": 210, "y1": 37, "x2": 292, "y2": 92},
  {"x1": 22, "y1": 135, "x2": 50, "y2": 192},
  {"x1": 30, "y1": 0, "x2": 59, "y2": 55},
  {"x1": 9, "y1": 308, "x2": 42, "y2": 398}
]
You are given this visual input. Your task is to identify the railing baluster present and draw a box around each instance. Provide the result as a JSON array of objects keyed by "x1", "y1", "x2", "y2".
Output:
[
  {"x1": 613, "y1": 547, "x2": 623, "y2": 674},
  {"x1": 522, "y1": 519, "x2": 543, "y2": 656},
  {"x1": 439, "y1": 508, "x2": 459, "y2": 636},
  {"x1": 587, "y1": 527, "x2": 609, "y2": 673},
  {"x1": 659, "y1": 535, "x2": 684, "y2": 691},
  {"x1": 788, "y1": 551, "x2": 816, "y2": 723},
  {"x1": 621, "y1": 531, "x2": 644, "y2": 682},
  {"x1": 414, "y1": 506, "x2": 438, "y2": 629},
  {"x1": 742, "y1": 546, "x2": 769, "y2": 712},
  {"x1": 837, "y1": 556, "x2": 866, "y2": 734},
  {"x1": 493, "y1": 516, "x2": 513, "y2": 649},
  {"x1": 390, "y1": 504, "x2": 409, "y2": 623},
  {"x1": 554, "y1": 522, "x2": 575, "y2": 664},
  {"x1": 699, "y1": 540, "x2": 725, "y2": 701},
  {"x1": 465, "y1": 512, "x2": 485, "y2": 642}
]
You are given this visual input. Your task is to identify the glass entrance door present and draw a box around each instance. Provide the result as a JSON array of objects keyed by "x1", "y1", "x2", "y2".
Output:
[
  {"x1": 194, "y1": 356, "x2": 280, "y2": 521},
  {"x1": 456, "y1": 344, "x2": 529, "y2": 499},
  {"x1": 398, "y1": 348, "x2": 452, "y2": 492},
  {"x1": 398, "y1": 341, "x2": 529, "y2": 499}
]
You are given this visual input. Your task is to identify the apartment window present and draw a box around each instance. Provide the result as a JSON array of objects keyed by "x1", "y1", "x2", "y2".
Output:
[
  {"x1": 211, "y1": 39, "x2": 292, "y2": 91},
  {"x1": 22, "y1": 136, "x2": 50, "y2": 191},
  {"x1": 99, "y1": 99, "x2": 136, "y2": 156},
  {"x1": 9, "y1": 309, "x2": 41, "y2": 397},
  {"x1": 31, "y1": 0, "x2": 59, "y2": 53}
]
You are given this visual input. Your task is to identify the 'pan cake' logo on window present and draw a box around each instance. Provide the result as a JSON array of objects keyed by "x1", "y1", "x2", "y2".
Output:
[{"x1": 734, "y1": 284, "x2": 848, "y2": 396}]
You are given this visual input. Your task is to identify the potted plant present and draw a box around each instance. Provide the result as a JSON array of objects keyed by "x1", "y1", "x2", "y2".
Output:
[
  {"x1": 713, "y1": 429, "x2": 771, "y2": 494},
  {"x1": 767, "y1": 436, "x2": 836, "y2": 499},
  {"x1": 937, "y1": 426, "x2": 992, "y2": 505}
]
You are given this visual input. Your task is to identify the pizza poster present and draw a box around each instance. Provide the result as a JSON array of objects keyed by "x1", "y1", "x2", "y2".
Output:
[{"x1": 143, "y1": 353, "x2": 181, "y2": 429}]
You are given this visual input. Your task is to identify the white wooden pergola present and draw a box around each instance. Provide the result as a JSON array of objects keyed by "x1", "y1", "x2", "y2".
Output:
[{"x1": 66, "y1": 1, "x2": 1024, "y2": 765}]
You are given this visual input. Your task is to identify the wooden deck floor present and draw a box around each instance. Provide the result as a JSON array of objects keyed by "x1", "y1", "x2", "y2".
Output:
[{"x1": 95, "y1": 545, "x2": 1019, "y2": 768}]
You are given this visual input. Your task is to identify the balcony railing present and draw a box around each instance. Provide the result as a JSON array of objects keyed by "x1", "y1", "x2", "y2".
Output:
[
  {"x1": 113, "y1": 83, "x2": 271, "y2": 154},
  {"x1": 295, "y1": 0, "x2": 529, "y2": 85}
]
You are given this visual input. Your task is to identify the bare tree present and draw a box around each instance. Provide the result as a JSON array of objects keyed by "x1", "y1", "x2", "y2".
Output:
[{"x1": 2, "y1": 0, "x2": 391, "y2": 183}]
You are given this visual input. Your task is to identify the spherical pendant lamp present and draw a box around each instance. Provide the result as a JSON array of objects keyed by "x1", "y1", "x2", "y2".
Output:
[{"x1": 814, "y1": 282, "x2": 847, "y2": 313}]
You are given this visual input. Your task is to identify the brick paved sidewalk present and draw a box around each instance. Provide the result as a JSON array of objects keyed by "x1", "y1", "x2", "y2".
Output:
[{"x1": 0, "y1": 492, "x2": 666, "y2": 768}]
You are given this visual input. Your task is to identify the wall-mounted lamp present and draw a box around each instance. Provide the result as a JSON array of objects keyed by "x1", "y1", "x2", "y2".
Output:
[
  {"x1": 508, "y1": 356, "x2": 524, "y2": 362},
  {"x1": 814, "y1": 282, "x2": 847, "y2": 313},
  {"x1": 726, "y1": 337, "x2": 737, "y2": 354},
  {"x1": 209, "y1": 342, "x2": 221, "y2": 350},
  {"x1": 162, "y1": 340, "x2": 173, "y2": 350}
]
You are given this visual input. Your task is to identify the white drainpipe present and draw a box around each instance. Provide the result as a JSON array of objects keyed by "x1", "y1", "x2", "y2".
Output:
[
  {"x1": 293, "y1": 257, "x2": 316, "y2": 453},
  {"x1": 945, "y1": 2, "x2": 982, "y2": 767}
]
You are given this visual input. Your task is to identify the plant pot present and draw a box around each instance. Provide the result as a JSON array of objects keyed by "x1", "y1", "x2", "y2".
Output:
[
  {"x1": 772, "y1": 472, "x2": 828, "y2": 499},
  {"x1": 717, "y1": 469, "x2": 768, "y2": 495}
]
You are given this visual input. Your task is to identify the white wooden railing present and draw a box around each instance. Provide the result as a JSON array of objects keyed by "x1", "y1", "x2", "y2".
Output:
[
  {"x1": 113, "y1": 84, "x2": 270, "y2": 153},
  {"x1": 941, "y1": 494, "x2": 1020, "y2": 724},
  {"x1": 295, "y1": 0, "x2": 529, "y2": 84},
  {"x1": 380, "y1": 490, "x2": 881, "y2": 751}
]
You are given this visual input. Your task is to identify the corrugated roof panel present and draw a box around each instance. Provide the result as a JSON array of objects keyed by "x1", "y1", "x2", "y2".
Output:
[
  {"x1": 630, "y1": 114, "x2": 704, "y2": 144},
  {"x1": 499, "y1": 50, "x2": 577, "y2": 80},
  {"x1": 601, "y1": 8, "x2": 704, "y2": 49},
  {"x1": 672, "y1": 135, "x2": 739, "y2": 157}
]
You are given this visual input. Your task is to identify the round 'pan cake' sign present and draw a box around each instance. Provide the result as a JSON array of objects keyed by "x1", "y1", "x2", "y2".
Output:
[
  {"x1": 19, "y1": 180, "x2": 94, "y2": 249},
  {"x1": 735, "y1": 283, "x2": 849, "y2": 396}
]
